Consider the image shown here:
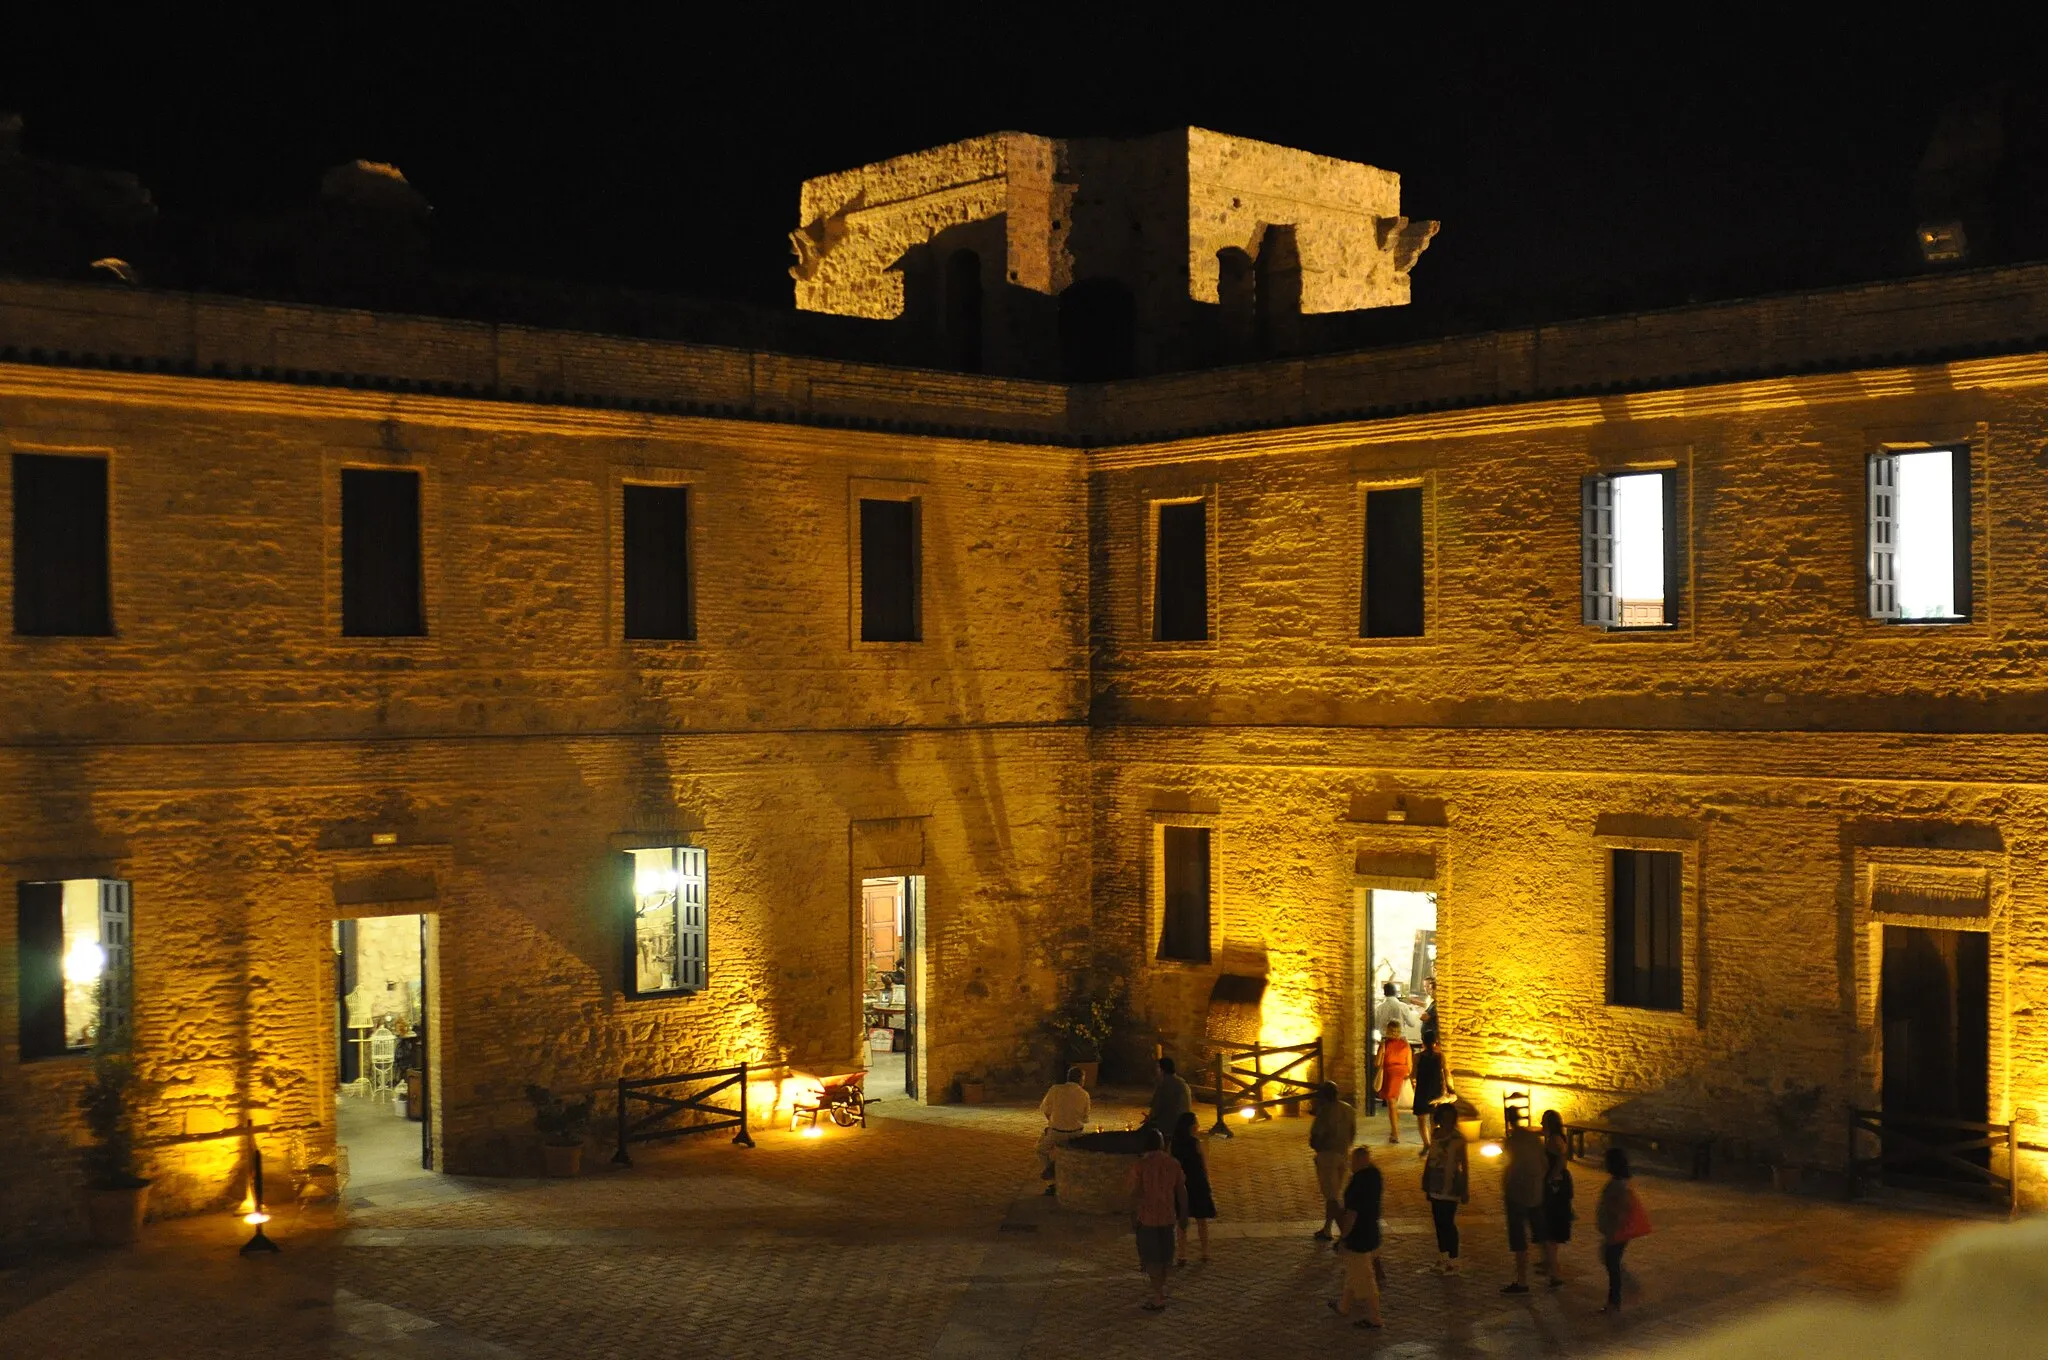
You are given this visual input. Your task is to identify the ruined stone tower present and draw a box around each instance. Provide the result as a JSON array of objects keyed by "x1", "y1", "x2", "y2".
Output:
[{"x1": 789, "y1": 128, "x2": 1437, "y2": 379}]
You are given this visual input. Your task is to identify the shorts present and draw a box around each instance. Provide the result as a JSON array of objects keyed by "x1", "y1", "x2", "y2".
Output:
[
  {"x1": 1315, "y1": 1152, "x2": 1351, "y2": 1205},
  {"x1": 1134, "y1": 1223, "x2": 1176, "y2": 1270},
  {"x1": 1506, "y1": 1203, "x2": 1549, "y2": 1253}
]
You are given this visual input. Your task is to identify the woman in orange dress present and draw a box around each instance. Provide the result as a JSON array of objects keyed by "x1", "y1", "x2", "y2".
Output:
[{"x1": 1376, "y1": 1029, "x2": 1414, "y2": 1143}]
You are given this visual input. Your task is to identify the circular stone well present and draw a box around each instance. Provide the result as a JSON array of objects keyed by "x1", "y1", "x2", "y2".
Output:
[{"x1": 1055, "y1": 1129, "x2": 1149, "y2": 1214}]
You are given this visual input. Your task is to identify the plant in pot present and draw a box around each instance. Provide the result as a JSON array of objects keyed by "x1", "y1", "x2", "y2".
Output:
[
  {"x1": 526, "y1": 1084, "x2": 593, "y2": 1177},
  {"x1": 1041, "y1": 964, "x2": 1129, "y2": 1090},
  {"x1": 1765, "y1": 1082, "x2": 1825, "y2": 1193},
  {"x1": 80, "y1": 1051, "x2": 153, "y2": 1246}
]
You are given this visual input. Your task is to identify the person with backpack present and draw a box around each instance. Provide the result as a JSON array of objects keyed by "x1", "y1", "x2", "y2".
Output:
[
  {"x1": 1595, "y1": 1147, "x2": 1652, "y2": 1313},
  {"x1": 1421, "y1": 1104, "x2": 1469, "y2": 1274}
]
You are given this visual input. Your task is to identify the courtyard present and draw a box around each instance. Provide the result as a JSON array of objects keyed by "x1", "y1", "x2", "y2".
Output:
[{"x1": 0, "y1": 1090, "x2": 1985, "y2": 1359}]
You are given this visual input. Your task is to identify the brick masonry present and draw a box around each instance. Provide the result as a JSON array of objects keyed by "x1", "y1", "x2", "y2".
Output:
[{"x1": 3, "y1": 263, "x2": 2048, "y2": 1240}]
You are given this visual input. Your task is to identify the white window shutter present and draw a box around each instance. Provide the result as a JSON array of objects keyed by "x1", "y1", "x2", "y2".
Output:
[
  {"x1": 1868, "y1": 454, "x2": 1899, "y2": 619},
  {"x1": 1581, "y1": 475, "x2": 1617, "y2": 626},
  {"x1": 97, "y1": 879, "x2": 132, "y2": 1048},
  {"x1": 676, "y1": 847, "x2": 707, "y2": 992}
]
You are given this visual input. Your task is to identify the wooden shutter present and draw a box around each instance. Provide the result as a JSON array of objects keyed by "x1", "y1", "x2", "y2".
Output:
[
  {"x1": 1658, "y1": 468, "x2": 1681, "y2": 627},
  {"x1": 1867, "y1": 454, "x2": 1899, "y2": 620},
  {"x1": 1581, "y1": 475, "x2": 1617, "y2": 626},
  {"x1": 97, "y1": 879, "x2": 132, "y2": 1048},
  {"x1": 623, "y1": 484, "x2": 693, "y2": 640},
  {"x1": 675, "y1": 847, "x2": 707, "y2": 992},
  {"x1": 1159, "y1": 827, "x2": 1212, "y2": 962},
  {"x1": 16, "y1": 882, "x2": 65, "y2": 1058},
  {"x1": 1648, "y1": 852, "x2": 1682, "y2": 1011},
  {"x1": 1949, "y1": 445, "x2": 1972, "y2": 621}
]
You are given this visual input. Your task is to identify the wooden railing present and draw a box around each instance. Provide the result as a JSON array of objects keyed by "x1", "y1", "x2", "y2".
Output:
[
  {"x1": 1191, "y1": 1038, "x2": 1323, "y2": 1138},
  {"x1": 612, "y1": 1063, "x2": 756, "y2": 1166},
  {"x1": 1845, "y1": 1108, "x2": 2016, "y2": 1217}
]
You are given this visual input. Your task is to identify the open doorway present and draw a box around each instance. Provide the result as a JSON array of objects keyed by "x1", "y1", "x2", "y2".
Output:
[
  {"x1": 859, "y1": 875, "x2": 923, "y2": 1099},
  {"x1": 1881, "y1": 924, "x2": 1990, "y2": 1181},
  {"x1": 1364, "y1": 889, "x2": 1437, "y2": 1115},
  {"x1": 333, "y1": 913, "x2": 433, "y2": 1187}
]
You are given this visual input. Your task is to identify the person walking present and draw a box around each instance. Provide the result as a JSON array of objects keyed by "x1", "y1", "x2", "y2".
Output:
[
  {"x1": 1308, "y1": 1081, "x2": 1358, "y2": 1241},
  {"x1": 1377, "y1": 1026, "x2": 1414, "y2": 1143},
  {"x1": 1035, "y1": 1065, "x2": 1091, "y2": 1195},
  {"x1": 1410, "y1": 1033, "x2": 1448, "y2": 1147},
  {"x1": 1126, "y1": 1127, "x2": 1188, "y2": 1312},
  {"x1": 1539, "y1": 1109, "x2": 1574, "y2": 1284},
  {"x1": 1373, "y1": 980, "x2": 1416, "y2": 1042},
  {"x1": 1327, "y1": 1145, "x2": 1385, "y2": 1329},
  {"x1": 1170, "y1": 1111, "x2": 1216, "y2": 1266},
  {"x1": 1595, "y1": 1147, "x2": 1651, "y2": 1314},
  {"x1": 1146, "y1": 1056, "x2": 1192, "y2": 1138},
  {"x1": 1421, "y1": 1104, "x2": 1469, "y2": 1274},
  {"x1": 1499, "y1": 1106, "x2": 1548, "y2": 1294}
]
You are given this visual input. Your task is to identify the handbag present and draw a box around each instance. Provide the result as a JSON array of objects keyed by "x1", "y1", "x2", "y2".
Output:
[{"x1": 1615, "y1": 1188, "x2": 1653, "y2": 1243}]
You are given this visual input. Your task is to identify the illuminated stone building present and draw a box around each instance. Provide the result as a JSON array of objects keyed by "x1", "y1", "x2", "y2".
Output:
[{"x1": 4, "y1": 127, "x2": 2048, "y2": 1238}]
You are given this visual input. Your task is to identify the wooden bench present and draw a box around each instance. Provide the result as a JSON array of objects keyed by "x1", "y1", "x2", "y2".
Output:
[{"x1": 1564, "y1": 1120, "x2": 1714, "y2": 1180}]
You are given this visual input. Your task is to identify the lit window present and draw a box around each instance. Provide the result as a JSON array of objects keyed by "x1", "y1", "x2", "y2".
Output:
[
  {"x1": 625, "y1": 847, "x2": 706, "y2": 997},
  {"x1": 1582, "y1": 471, "x2": 1674, "y2": 628},
  {"x1": 1869, "y1": 448, "x2": 1970, "y2": 622},
  {"x1": 16, "y1": 878, "x2": 131, "y2": 1058}
]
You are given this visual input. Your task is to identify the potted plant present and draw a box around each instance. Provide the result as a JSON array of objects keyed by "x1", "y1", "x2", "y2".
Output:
[
  {"x1": 1766, "y1": 1083, "x2": 1824, "y2": 1192},
  {"x1": 1042, "y1": 963, "x2": 1129, "y2": 1090},
  {"x1": 525, "y1": 1084, "x2": 593, "y2": 1177},
  {"x1": 957, "y1": 1075, "x2": 986, "y2": 1105},
  {"x1": 80, "y1": 1052, "x2": 152, "y2": 1246}
]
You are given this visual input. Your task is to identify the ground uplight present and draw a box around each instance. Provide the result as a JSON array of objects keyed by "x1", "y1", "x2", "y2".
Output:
[{"x1": 1479, "y1": 1142, "x2": 1502, "y2": 1158}]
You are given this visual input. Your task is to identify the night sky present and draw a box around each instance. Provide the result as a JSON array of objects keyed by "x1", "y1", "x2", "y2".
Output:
[{"x1": 2, "y1": 11, "x2": 2040, "y2": 337}]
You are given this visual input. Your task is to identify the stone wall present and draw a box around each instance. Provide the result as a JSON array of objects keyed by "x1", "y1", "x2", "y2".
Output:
[{"x1": 0, "y1": 368, "x2": 1091, "y2": 1238}]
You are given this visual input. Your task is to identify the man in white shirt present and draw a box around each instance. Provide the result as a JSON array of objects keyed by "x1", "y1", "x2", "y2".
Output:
[
  {"x1": 1037, "y1": 1066, "x2": 1092, "y2": 1194},
  {"x1": 1373, "y1": 981, "x2": 1417, "y2": 1043}
]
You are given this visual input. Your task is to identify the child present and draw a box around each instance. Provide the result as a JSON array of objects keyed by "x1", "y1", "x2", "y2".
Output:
[
  {"x1": 1170, "y1": 1111, "x2": 1216, "y2": 1265},
  {"x1": 1594, "y1": 1147, "x2": 1651, "y2": 1313}
]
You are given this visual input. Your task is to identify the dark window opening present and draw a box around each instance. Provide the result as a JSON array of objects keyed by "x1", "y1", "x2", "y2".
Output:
[
  {"x1": 623, "y1": 484, "x2": 693, "y2": 640},
  {"x1": 859, "y1": 497, "x2": 920, "y2": 642},
  {"x1": 1610, "y1": 849, "x2": 1682, "y2": 1011},
  {"x1": 1216, "y1": 247, "x2": 1256, "y2": 361},
  {"x1": 1153, "y1": 500, "x2": 1209, "y2": 642},
  {"x1": 945, "y1": 248, "x2": 984, "y2": 373},
  {"x1": 1362, "y1": 486, "x2": 1425, "y2": 637},
  {"x1": 12, "y1": 453, "x2": 111, "y2": 636},
  {"x1": 341, "y1": 468, "x2": 424, "y2": 637},
  {"x1": 1159, "y1": 826, "x2": 1212, "y2": 963},
  {"x1": 1058, "y1": 277, "x2": 1137, "y2": 382}
]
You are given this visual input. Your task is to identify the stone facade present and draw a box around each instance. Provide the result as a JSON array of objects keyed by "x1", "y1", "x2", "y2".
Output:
[{"x1": 5, "y1": 148, "x2": 2048, "y2": 1239}]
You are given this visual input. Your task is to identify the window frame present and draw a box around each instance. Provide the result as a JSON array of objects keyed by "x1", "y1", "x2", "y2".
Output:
[
  {"x1": 621, "y1": 481, "x2": 697, "y2": 642},
  {"x1": 1581, "y1": 464, "x2": 1684, "y2": 632},
  {"x1": 1607, "y1": 847, "x2": 1684, "y2": 1011},
  {"x1": 1358, "y1": 478, "x2": 1429, "y2": 641},
  {"x1": 1595, "y1": 832, "x2": 1701, "y2": 1026},
  {"x1": 622, "y1": 845, "x2": 708, "y2": 1001},
  {"x1": 849, "y1": 478, "x2": 925, "y2": 647},
  {"x1": 1143, "y1": 488, "x2": 1217, "y2": 646},
  {"x1": 1149, "y1": 815, "x2": 1219, "y2": 967},
  {"x1": 16, "y1": 876, "x2": 132, "y2": 1061},
  {"x1": 1866, "y1": 443, "x2": 1973, "y2": 625},
  {"x1": 336, "y1": 463, "x2": 429, "y2": 639}
]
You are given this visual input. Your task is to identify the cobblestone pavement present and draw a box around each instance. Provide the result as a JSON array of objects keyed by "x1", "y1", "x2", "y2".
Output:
[{"x1": 0, "y1": 1090, "x2": 1994, "y2": 1358}]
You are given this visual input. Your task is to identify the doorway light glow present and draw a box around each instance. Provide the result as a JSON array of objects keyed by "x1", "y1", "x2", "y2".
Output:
[
  {"x1": 1612, "y1": 472, "x2": 1665, "y2": 608},
  {"x1": 62, "y1": 935, "x2": 106, "y2": 985},
  {"x1": 1894, "y1": 449, "x2": 1957, "y2": 620}
]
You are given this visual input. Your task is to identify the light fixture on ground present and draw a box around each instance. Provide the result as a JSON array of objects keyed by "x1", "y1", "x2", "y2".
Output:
[{"x1": 239, "y1": 1147, "x2": 280, "y2": 1256}]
